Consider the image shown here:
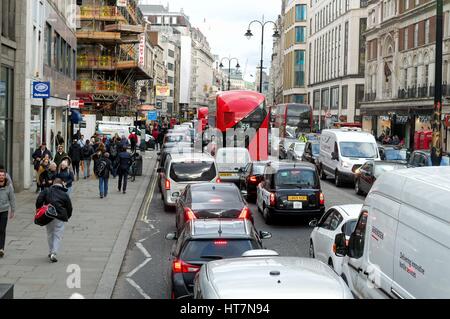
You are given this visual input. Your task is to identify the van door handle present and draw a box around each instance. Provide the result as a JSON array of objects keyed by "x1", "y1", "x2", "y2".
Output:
[
  {"x1": 391, "y1": 288, "x2": 404, "y2": 299},
  {"x1": 363, "y1": 271, "x2": 370, "y2": 276}
]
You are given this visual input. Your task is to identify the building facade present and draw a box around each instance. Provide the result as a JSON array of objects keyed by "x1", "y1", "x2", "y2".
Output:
[
  {"x1": 269, "y1": 11, "x2": 285, "y2": 106},
  {"x1": 361, "y1": 0, "x2": 450, "y2": 151},
  {"x1": 283, "y1": 0, "x2": 308, "y2": 104},
  {"x1": 308, "y1": 0, "x2": 368, "y2": 129}
]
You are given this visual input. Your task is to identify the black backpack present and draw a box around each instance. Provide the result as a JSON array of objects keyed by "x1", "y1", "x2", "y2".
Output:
[
  {"x1": 110, "y1": 144, "x2": 118, "y2": 157},
  {"x1": 95, "y1": 159, "x2": 107, "y2": 177},
  {"x1": 82, "y1": 145, "x2": 91, "y2": 158}
]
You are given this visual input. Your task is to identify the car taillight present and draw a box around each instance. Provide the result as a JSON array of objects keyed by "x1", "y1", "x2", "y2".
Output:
[
  {"x1": 214, "y1": 240, "x2": 228, "y2": 246},
  {"x1": 238, "y1": 206, "x2": 250, "y2": 219},
  {"x1": 270, "y1": 193, "x2": 276, "y2": 206},
  {"x1": 184, "y1": 208, "x2": 197, "y2": 221},
  {"x1": 165, "y1": 179, "x2": 171, "y2": 190},
  {"x1": 320, "y1": 192, "x2": 325, "y2": 205},
  {"x1": 249, "y1": 175, "x2": 258, "y2": 183},
  {"x1": 172, "y1": 259, "x2": 201, "y2": 274},
  {"x1": 216, "y1": 178, "x2": 221, "y2": 183}
]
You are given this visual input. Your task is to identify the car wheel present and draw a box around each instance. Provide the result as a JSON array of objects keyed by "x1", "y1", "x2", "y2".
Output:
[
  {"x1": 335, "y1": 171, "x2": 343, "y2": 187},
  {"x1": 355, "y1": 178, "x2": 363, "y2": 195},
  {"x1": 320, "y1": 165, "x2": 327, "y2": 180},
  {"x1": 309, "y1": 241, "x2": 315, "y2": 258},
  {"x1": 263, "y1": 207, "x2": 274, "y2": 225}
]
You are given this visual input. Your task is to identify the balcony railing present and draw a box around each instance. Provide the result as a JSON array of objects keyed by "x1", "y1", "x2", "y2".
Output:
[{"x1": 397, "y1": 84, "x2": 450, "y2": 99}]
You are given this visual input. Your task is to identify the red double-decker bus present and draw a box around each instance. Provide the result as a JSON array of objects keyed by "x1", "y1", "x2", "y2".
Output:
[
  {"x1": 208, "y1": 91, "x2": 269, "y2": 160},
  {"x1": 197, "y1": 107, "x2": 209, "y2": 131},
  {"x1": 270, "y1": 103, "x2": 314, "y2": 139}
]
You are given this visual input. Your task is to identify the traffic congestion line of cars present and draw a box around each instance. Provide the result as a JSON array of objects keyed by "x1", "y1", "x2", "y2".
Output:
[{"x1": 155, "y1": 121, "x2": 450, "y2": 299}]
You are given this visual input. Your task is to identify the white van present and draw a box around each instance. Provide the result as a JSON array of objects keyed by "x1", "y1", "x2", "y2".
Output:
[
  {"x1": 334, "y1": 167, "x2": 450, "y2": 299},
  {"x1": 159, "y1": 153, "x2": 219, "y2": 211},
  {"x1": 318, "y1": 128, "x2": 380, "y2": 187}
]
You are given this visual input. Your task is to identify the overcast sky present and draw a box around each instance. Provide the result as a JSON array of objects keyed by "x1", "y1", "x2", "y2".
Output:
[{"x1": 140, "y1": 0, "x2": 281, "y2": 81}]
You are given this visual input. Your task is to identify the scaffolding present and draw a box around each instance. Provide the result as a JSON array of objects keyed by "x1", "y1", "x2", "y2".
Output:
[{"x1": 76, "y1": 0, "x2": 150, "y2": 115}]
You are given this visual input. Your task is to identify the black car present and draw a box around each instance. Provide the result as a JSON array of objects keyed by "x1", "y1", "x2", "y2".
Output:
[
  {"x1": 378, "y1": 145, "x2": 409, "y2": 163},
  {"x1": 256, "y1": 162, "x2": 325, "y2": 224},
  {"x1": 175, "y1": 183, "x2": 253, "y2": 235},
  {"x1": 408, "y1": 150, "x2": 450, "y2": 168},
  {"x1": 166, "y1": 219, "x2": 272, "y2": 299},
  {"x1": 354, "y1": 160, "x2": 407, "y2": 196},
  {"x1": 301, "y1": 141, "x2": 320, "y2": 167},
  {"x1": 238, "y1": 161, "x2": 268, "y2": 201}
]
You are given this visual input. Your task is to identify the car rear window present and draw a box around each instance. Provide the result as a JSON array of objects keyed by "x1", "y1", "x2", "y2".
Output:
[
  {"x1": 384, "y1": 149, "x2": 407, "y2": 161},
  {"x1": 216, "y1": 149, "x2": 250, "y2": 164},
  {"x1": 192, "y1": 189, "x2": 242, "y2": 204},
  {"x1": 170, "y1": 161, "x2": 217, "y2": 182},
  {"x1": 275, "y1": 169, "x2": 318, "y2": 188},
  {"x1": 181, "y1": 240, "x2": 259, "y2": 262}
]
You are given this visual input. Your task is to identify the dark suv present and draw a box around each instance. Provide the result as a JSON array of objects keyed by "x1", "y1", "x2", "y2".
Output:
[
  {"x1": 256, "y1": 162, "x2": 325, "y2": 224},
  {"x1": 166, "y1": 219, "x2": 272, "y2": 299}
]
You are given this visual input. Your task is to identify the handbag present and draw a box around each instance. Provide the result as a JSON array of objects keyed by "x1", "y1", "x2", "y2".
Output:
[{"x1": 34, "y1": 189, "x2": 58, "y2": 226}]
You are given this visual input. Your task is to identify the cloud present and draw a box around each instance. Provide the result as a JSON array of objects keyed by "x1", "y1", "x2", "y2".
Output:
[{"x1": 142, "y1": 0, "x2": 281, "y2": 80}]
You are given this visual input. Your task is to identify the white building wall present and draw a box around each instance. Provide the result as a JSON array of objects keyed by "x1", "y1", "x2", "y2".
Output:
[{"x1": 180, "y1": 36, "x2": 192, "y2": 105}]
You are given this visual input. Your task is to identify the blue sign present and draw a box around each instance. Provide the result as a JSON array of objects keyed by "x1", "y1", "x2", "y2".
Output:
[
  {"x1": 148, "y1": 111, "x2": 158, "y2": 121},
  {"x1": 32, "y1": 82, "x2": 50, "y2": 99}
]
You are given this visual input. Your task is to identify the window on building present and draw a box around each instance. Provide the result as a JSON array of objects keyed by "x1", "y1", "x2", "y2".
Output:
[
  {"x1": 296, "y1": 4, "x2": 307, "y2": 21},
  {"x1": 331, "y1": 87, "x2": 339, "y2": 109},
  {"x1": 294, "y1": 50, "x2": 305, "y2": 87},
  {"x1": 313, "y1": 90, "x2": 321, "y2": 110},
  {"x1": 344, "y1": 21, "x2": 349, "y2": 76},
  {"x1": 294, "y1": 95, "x2": 306, "y2": 103},
  {"x1": 295, "y1": 26, "x2": 306, "y2": 43},
  {"x1": 414, "y1": 23, "x2": 419, "y2": 47},
  {"x1": 425, "y1": 19, "x2": 430, "y2": 44},
  {"x1": 355, "y1": 84, "x2": 364, "y2": 109},
  {"x1": 168, "y1": 76, "x2": 174, "y2": 84},
  {"x1": 168, "y1": 49, "x2": 175, "y2": 58},
  {"x1": 359, "y1": 18, "x2": 367, "y2": 75},
  {"x1": 172, "y1": 17, "x2": 177, "y2": 25},
  {"x1": 164, "y1": 17, "x2": 170, "y2": 25},
  {"x1": 44, "y1": 23, "x2": 52, "y2": 66},
  {"x1": 342, "y1": 85, "x2": 348, "y2": 109},
  {"x1": 404, "y1": 0, "x2": 409, "y2": 10},
  {"x1": 2, "y1": 0, "x2": 16, "y2": 41},
  {"x1": 0, "y1": 66, "x2": 13, "y2": 172},
  {"x1": 157, "y1": 16, "x2": 162, "y2": 24},
  {"x1": 168, "y1": 63, "x2": 174, "y2": 71},
  {"x1": 404, "y1": 28, "x2": 408, "y2": 50},
  {"x1": 321, "y1": 88, "x2": 330, "y2": 110}
]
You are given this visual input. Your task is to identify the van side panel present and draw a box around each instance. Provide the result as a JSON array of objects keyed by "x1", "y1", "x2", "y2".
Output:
[
  {"x1": 362, "y1": 193, "x2": 399, "y2": 299},
  {"x1": 393, "y1": 204, "x2": 450, "y2": 298},
  {"x1": 320, "y1": 132, "x2": 335, "y2": 175}
]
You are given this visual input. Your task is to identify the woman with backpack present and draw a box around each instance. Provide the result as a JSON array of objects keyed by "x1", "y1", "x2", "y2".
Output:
[
  {"x1": 94, "y1": 152, "x2": 113, "y2": 199},
  {"x1": 81, "y1": 140, "x2": 94, "y2": 179}
]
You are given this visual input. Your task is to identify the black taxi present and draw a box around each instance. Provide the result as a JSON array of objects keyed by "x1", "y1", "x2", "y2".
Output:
[{"x1": 256, "y1": 162, "x2": 325, "y2": 224}]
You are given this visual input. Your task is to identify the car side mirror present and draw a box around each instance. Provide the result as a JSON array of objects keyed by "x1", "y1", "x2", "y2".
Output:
[
  {"x1": 240, "y1": 190, "x2": 248, "y2": 199},
  {"x1": 308, "y1": 219, "x2": 318, "y2": 227},
  {"x1": 260, "y1": 231, "x2": 272, "y2": 240},
  {"x1": 334, "y1": 233, "x2": 347, "y2": 257},
  {"x1": 165, "y1": 232, "x2": 177, "y2": 241}
]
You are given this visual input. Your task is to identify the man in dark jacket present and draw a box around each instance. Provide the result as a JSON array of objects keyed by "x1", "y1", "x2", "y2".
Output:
[
  {"x1": 81, "y1": 140, "x2": 94, "y2": 179},
  {"x1": 68, "y1": 139, "x2": 82, "y2": 181},
  {"x1": 36, "y1": 178, "x2": 72, "y2": 263},
  {"x1": 94, "y1": 152, "x2": 113, "y2": 199},
  {"x1": 117, "y1": 147, "x2": 132, "y2": 194},
  {"x1": 54, "y1": 145, "x2": 69, "y2": 168},
  {"x1": 32, "y1": 143, "x2": 53, "y2": 192}
]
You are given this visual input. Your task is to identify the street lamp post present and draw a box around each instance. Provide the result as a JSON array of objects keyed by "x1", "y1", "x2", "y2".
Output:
[
  {"x1": 245, "y1": 17, "x2": 280, "y2": 93},
  {"x1": 219, "y1": 57, "x2": 240, "y2": 91}
]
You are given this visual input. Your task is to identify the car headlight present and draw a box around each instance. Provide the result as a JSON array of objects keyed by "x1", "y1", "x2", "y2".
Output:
[{"x1": 342, "y1": 161, "x2": 352, "y2": 168}]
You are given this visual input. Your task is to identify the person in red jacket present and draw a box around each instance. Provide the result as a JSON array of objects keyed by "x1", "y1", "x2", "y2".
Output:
[
  {"x1": 152, "y1": 126, "x2": 160, "y2": 150},
  {"x1": 128, "y1": 132, "x2": 138, "y2": 153}
]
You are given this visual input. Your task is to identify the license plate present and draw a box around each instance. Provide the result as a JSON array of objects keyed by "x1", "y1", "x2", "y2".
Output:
[
  {"x1": 220, "y1": 173, "x2": 234, "y2": 177},
  {"x1": 288, "y1": 196, "x2": 308, "y2": 201},
  {"x1": 293, "y1": 202, "x2": 303, "y2": 209}
]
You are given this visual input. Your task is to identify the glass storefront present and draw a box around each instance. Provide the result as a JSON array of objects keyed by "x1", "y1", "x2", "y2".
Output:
[{"x1": 0, "y1": 66, "x2": 13, "y2": 173}]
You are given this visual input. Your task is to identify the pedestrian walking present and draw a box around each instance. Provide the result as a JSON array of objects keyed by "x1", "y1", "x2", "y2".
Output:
[
  {"x1": 81, "y1": 140, "x2": 94, "y2": 179},
  {"x1": 158, "y1": 124, "x2": 168, "y2": 150},
  {"x1": 78, "y1": 136, "x2": 86, "y2": 148},
  {"x1": 37, "y1": 158, "x2": 51, "y2": 192},
  {"x1": 54, "y1": 145, "x2": 69, "y2": 168},
  {"x1": 69, "y1": 139, "x2": 82, "y2": 181},
  {"x1": 32, "y1": 143, "x2": 53, "y2": 193},
  {"x1": 0, "y1": 165, "x2": 13, "y2": 191},
  {"x1": 55, "y1": 131, "x2": 64, "y2": 149},
  {"x1": 57, "y1": 159, "x2": 74, "y2": 196},
  {"x1": 0, "y1": 169, "x2": 15, "y2": 258},
  {"x1": 94, "y1": 152, "x2": 113, "y2": 199},
  {"x1": 152, "y1": 126, "x2": 160, "y2": 151},
  {"x1": 117, "y1": 147, "x2": 132, "y2": 194},
  {"x1": 109, "y1": 139, "x2": 120, "y2": 178},
  {"x1": 128, "y1": 131, "x2": 138, "y2": 153},
  {"x1": 35, "y1": 178, "x2": 72, "y2": 263}
]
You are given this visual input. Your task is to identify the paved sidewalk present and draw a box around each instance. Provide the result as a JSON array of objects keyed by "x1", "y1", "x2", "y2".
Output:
[{"x1": 0, "y1": 152, "x2": 157, "y2": 299}]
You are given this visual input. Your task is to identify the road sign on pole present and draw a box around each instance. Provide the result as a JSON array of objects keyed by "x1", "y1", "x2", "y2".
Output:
[{"x1": 32, "y1": 82, "x2": 50, "y2": 99}]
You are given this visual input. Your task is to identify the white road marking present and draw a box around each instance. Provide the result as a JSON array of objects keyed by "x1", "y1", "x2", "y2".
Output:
[
  {"x1": 126, "y1": 257, "x2": 152, "y2": 278},
  {"x1": 136, "y1": 242, "x2": 152, "y2": 258},
  {"x1": 137, "y1": 238, "x2": 148, "y2": 243},
  {"x1": 126, "y1": 278, "x2": 151, "y2": 299},
  {"x1": 140, "y1": 166, "x2": 158, "y2": 223}
]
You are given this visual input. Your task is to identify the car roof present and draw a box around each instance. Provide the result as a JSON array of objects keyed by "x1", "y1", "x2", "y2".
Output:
[
  {"x1": 322, "y1": 129, "x2": 376, "y2": 142},
  {"x1": 204, "y1": 257, "x2": 348, "y2": 299},
  {"x1": 190, "y1": 183, "x2": 239, "y2": 192},
  {"x1": 186, "y1": 219, "x2": 253, "y2": 239},
  {"x1": 334, "y1": 204, "x2": 363, "y2": 219},
  {"x1": 266, "y1": 161, "x2": 317, "y2": 171},
  {"x1": 169, "y1": 153, "x2": 214, "y2": 162}
]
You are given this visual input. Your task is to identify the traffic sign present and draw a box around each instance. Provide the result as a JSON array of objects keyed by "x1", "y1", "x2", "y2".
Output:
[
  {"x1": 32, "y1": 82, "x2": 50, "y2": 99},
  {"x1": 70, "y1": 100, "x2": 80, "y2": 108},
  {"x1": 148, "y1": 111, "x2": 158, "y2": 121}
]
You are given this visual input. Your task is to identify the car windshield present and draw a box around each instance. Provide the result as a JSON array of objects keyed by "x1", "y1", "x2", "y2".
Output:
[
  {"x1": 384, "y1": 149, "x2": 407, "y2": 161},
  {"x1": 253, "y1": 164, "x2": 266, "y2": 175},
  {"x1": 181, "y1": 240, "x2": 259, "y2": 262},
  {"x1": 192, "y1": 189, "x2": 242, "y2": 205},
  {"x1": 311, "y1": 144, "x2": 320, "y2": 156},
  {"x1": 216, "y1": 149, "x2": 250, "y2": 165},
  {"x1": 374, "y1": 164, "x2": 405, "y2": 178},
  {"x1": 295, "y1": 144, "x2": 306, "y2": 153},
  {"x1": 340, "y1": 142, "x2": 378, "y2": 158},
  {"x1": 166, "y1": 135, "x2": 184, "y2": 143},
  {"x1": 170, "y1": 161, "x2": 217, "y2": 182},
  {"x1": 275, "y1": 169, "x2": 318, "y2": 188}
]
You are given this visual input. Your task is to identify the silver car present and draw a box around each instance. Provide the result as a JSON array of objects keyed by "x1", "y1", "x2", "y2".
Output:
[{"x1": 194, "y1": 250, "x2": 353, "y2": 299}]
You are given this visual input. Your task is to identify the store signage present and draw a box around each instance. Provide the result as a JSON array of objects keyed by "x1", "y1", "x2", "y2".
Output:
[
  {"x1": 395, "y1": 115, "x2": 409, "y2": 124},
  {"x1": 148, "y1": 111, "x2": 158, "y2": 121},
  {"x1": 418, "y1": 115, "x2": 431, "y2": 123},
  {"x1": 117, "y1": 0, "x2": 127, "y2": 7},
  {"x1": 70, "y1": 100, "x2": 80, "y2": 109},
  {"x1": 156, "y1": 85, "x2": 170, "y2": 97},
  {"x1": 138, "y1": 34, "x2": 145, "y2": 67},
  {"x1": 32, "y1": 82, "x2": 50, "y2": 99}
]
